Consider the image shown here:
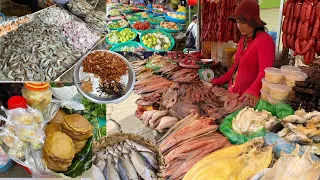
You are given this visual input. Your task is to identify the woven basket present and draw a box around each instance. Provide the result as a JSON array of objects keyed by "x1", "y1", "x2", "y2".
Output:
[{"x1": 93, "y1": 133, "x2": 165, "y2": 179}]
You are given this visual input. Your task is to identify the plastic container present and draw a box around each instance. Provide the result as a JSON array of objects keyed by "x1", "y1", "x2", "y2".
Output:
[
  {"x1": 7, "y1": 96, "x2": 27, "y2": 110},
  {"x1": 158, "y1": 24, "x2": 182, "y2": 33},
  {"x1": 106, "y1": 28, "x2": 138, "y2": 45},
  {"x1": 284, "y1": 71, "x2": 308, "y2": 87},
  {"x1": 110, "y1": 41, "x2": 144, "y2": 51},
  {"x1": 269, "y1": 84, "x2": 292, "y2": 101},
  {"x1": 261, "y1": 78, "x2": 272, "y2": 93},
  {"x1": 140, "y1": 30, "x2": 175, "y2": 52},
  {"x1": 21, "y1": 82, "x2": 52, "y2": 112},
  {"x1": 260, "y1": 90, "x2": 269, "y2": 101},
  {"x1": 280, "y1": 65, "x2": 301, "y2": 74},
  {"x1": 224, "y1": 48, "x2": 237, "y2": 68},
  {"x1": 148, "y1": 17, "x2": 165, "y2": 25},
  {"x1": 267, "y1": 95, "x2": 282, "y2": 105},
  {"x1": 264, "y1": 67, "x2": 284, "y2": 84}
]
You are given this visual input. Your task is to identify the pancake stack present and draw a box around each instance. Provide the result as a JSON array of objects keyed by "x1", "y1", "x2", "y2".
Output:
[
  {"x1": 42, "y1": 131, "x2": 75, "y2": 172},
  {"x1": 61, "y1": 114, "x2": 93, "y2": 153},
  {"x1": 43, "y1": 110, "x2": 93, "y2": 172}
]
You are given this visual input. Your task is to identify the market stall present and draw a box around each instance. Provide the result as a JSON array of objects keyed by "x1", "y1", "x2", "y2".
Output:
[
  {"x1": 105, "y1": 3, "x2": 187, "y2": 52},
  {"x1": 101, "y1": 45, "x2": 320, "y2": 180},
  {"x1": 0, "y1": 5, "x2": 102, "y2": 81},
  {"x1": 0, "y1": 82, "x2": 106, "y2": 178}
]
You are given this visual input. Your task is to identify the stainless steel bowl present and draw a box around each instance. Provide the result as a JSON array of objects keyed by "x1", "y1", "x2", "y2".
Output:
[{"x1": 73, "y1": 50, "x2": 136, "y2": 104}]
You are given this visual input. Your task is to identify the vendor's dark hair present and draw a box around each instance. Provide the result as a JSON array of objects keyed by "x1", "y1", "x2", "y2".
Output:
[{"x1": 253, "y1": 26, "x2": 267, "y2": 39}]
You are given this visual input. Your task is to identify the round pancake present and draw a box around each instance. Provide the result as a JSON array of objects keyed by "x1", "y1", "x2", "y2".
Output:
[
  {"x1": 50, "y1": 108, "x2": 69, "y2": 124},
  {"x1": 64, "y1": 114, "x2": 93, "y2": 133},
  {"x1": 45, "y1": 124, "x2": 61, "y2": 136},
  {"x1": 44, "y1": 131, "x2": 75, "y2": 162},
  {"x1": 61, "y1": 124, "x2": 92, "y2": 141},
  {"x1": 43, "y1": 149, "x2": 72, "y2": 172},
  {"x1": 73, "y1": 139, "x2": 87, "y2": 154}
]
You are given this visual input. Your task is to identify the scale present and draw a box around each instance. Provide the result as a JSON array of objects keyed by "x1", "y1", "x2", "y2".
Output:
[{"x1": 196, "y1": 59, "x2": 219, "y2": 82}]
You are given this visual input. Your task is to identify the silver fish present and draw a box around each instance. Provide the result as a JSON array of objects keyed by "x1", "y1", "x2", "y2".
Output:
[
  {"x1": 92, "y1": 164, "x2": 105, "y2": 180},
  {"x1": 118, "y1": 156, "x2": 139, "y2": 180},
  {"x1": 140, "y1": 151, "x2": 158, "y2": 170},
  {"x1": 130, "y1": 150, "x2": 157, "y2": 179},
  {"x1": 103, "y1": 157, "x2": 121, "y2": 180},
  {"x1": 126, "y1": 140, "x2": 154, "y2": 154}
]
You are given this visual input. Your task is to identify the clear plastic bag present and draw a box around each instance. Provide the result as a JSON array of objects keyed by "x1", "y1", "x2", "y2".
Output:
[
  {"x1": 0, "y1": 144, "x2": 8, "y2": 167},
  {"x1": 1, "y1": 107, "x2": 35, "y2": 126},
  {"x1": 28, "y1": 107, "x2": 44, "y2": 124}
]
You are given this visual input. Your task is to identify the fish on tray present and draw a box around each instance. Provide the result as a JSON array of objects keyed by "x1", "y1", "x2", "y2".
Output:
[{"x1": 93, "y1": 140, "x2": 159, "y2": 180}]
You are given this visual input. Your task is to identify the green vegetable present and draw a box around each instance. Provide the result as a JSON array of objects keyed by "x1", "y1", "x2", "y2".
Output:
[
  {"x1": 64, "y1": 137, "x2": 93, "y2": 177},
  {"x1": 100, "y1": 126, "x2": 106, "y2": 136},
  {"x1": 81, "y1": 98, "x2": 106, "y2": 119},
  {"x1": 255, "y1": 100, "x2": 276, "y2": 116},
  {"x1": 274, "y1": 102, "x2": 294, "y2": 119}
]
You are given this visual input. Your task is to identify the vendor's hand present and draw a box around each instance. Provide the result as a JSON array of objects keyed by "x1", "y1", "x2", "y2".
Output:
[{"x1": 240, "y1": 93, "x2": 258, "y2": 107}]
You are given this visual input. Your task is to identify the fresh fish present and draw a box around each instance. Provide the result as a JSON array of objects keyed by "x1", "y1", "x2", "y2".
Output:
[
  {"x1": 126, "y1": 140, "x2": 154, "y2": 154},
  {"x1": 140, "y1": 151, "x2": 159, "y2": 169},
  {"x1": 103, "y1": 157, "x2": 121, "y2": 180},
  {"x1": 130, "y1": 150, "x2": 157, "y2": 179},
  {"x1": 118, "y1": 156, "x2": 139, "y2": 180},
  {"x1": 95, "y1": 159, "x2": 106, "y2": 172},
  {"x1": 123, "y1": 141, "x2": 132, "y2": 150},
  {"x1": 92, "y1": 164, "x2": 105, "y2": 180}
]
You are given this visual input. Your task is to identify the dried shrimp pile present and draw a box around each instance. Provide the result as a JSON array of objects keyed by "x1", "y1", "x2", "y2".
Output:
[
  {"x1": 0, "y1": 21, "x2": 82, "y2": 81},
  {"x1": 84, "y1": 11, "x2": 107, "y2": 34},
  {"x1": 38, "y1": 7, "x2": 73, "y2": 27},
  {"x1": 82, "y1": 51, "x2": 127, "y2": 82},
  {"x1": 63, "y1": 21, "x2": 100, "y2": 52},
  {"x1": 67, "y1": 0, "x2": 93, "y2": 15}
]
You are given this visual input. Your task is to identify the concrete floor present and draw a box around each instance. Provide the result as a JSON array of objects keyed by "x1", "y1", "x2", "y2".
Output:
[{"x1": 106, "y1": 93, "x2": 158, "y2": 143}]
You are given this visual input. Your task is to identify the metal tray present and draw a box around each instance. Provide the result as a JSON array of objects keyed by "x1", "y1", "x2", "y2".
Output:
[{"x1": 73, "y1": 50, "x2": 136, "y2": 104}]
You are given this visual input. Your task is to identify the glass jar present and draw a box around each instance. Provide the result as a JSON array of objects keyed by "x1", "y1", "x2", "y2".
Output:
[{"x1": 21, "y1": 82, "x2": 52, "y2": 112}]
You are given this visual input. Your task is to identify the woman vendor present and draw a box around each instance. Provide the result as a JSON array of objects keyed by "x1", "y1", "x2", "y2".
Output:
[{"x1": 211, "y1": 0, "x2": 275, "y2": 107}]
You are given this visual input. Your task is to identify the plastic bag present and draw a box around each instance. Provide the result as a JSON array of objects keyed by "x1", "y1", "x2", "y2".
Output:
[
  {"x1": 274, "y1": 102, "x2": 294, "y2": 119},
  {"x1": 220, "y1": 109, "x2": 267, "y2": 144},
  {"x1": 28, "y1": 107, "x2": 44, "y2": 124},
  {"x1": 255, "y1": 100, "x2": 276, "y2": 116},
  {"x1": 0, "y1": 145, "x2": 8, "y2": 166},
  {"x1": 264, "y1": 132, "x2": 319, "y2": 162},
  {"x1": 3, "y1": 107, "x2": 35, "y2": 126}
]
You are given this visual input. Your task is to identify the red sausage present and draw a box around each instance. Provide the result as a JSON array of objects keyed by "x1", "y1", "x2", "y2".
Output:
[
  {"x1": 310, "y1": 6, "x2": 316, "y2": 25},
  {"x1": 283, "y1": 1, "x2": 288, "y2": 16},
  {"x1": 295, "y1": 39, "x2": 302, "y2": 54},
  {"x1": 282, "y1": 18, "x2": 289, "y2": 34},
  {"x1": 312, "y1": 18, "x2": 320, "y2": 38},
  {"x1": 306, "y1": 3, "x2": 313, "y2": 21},
  {"x1": 288, "y1": 19, "x2": 293, "y2": 35},
  {"x1": 301, "y1": 3, "x2": 307, "y2": 21},
  {"x1": 302, "y1": 22, "x2": 309, "y2": 40},
  {"x1": 316, "y1": 2, "x2": 320, "y2": 19},
  {"x1": 291, "y1": 20, "x2": 298, "y2": 35},
  {"x1": 286, "y1": 2, "x2": 293, "y2": 17},
  {"x1": 296, "y1": 21, "x2": 302, "y2": 38},
  {"x1": 294, "y1": 2, "x2": 302, "y2": 20},
  {"x1": 283, "y1": 34, "x2": 288, "y2": 48},
  {"x1": 304, "y1": 51, "x2": 311, "y2": 65},
  {"x1": 290, "y1": 35, "x2": 295, "y2": 50},
  {"x1": 301, "y1": 38, "x2": 315, "y2": 55}
]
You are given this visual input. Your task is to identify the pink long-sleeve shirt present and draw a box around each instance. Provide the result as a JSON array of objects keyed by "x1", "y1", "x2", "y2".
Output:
[{"x1": 212, "y1": 32, "x2": 275, "y2": 98}]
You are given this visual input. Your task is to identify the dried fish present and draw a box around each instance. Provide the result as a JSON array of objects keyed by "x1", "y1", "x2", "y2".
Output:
[
  {"x1": 67, "y1": 0, "x2": 93, "y2": 15},
  {"x1": 38, "y1": 7, "x2": 72, "y2": 27},
  {"x1": 85, "y1": 11, "x2": 107, "y2": 34},
  {"x1": 0, "y1": 21, "x2": 82, "y2": 81}
]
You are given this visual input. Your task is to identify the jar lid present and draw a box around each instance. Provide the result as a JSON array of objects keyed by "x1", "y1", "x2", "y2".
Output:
[
  {"x1": 7, "y1": 96, "x2": 27, "y2": 109},
  {"x1": 24, "y1": 82, "x2": 50, "y2": 91}
]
